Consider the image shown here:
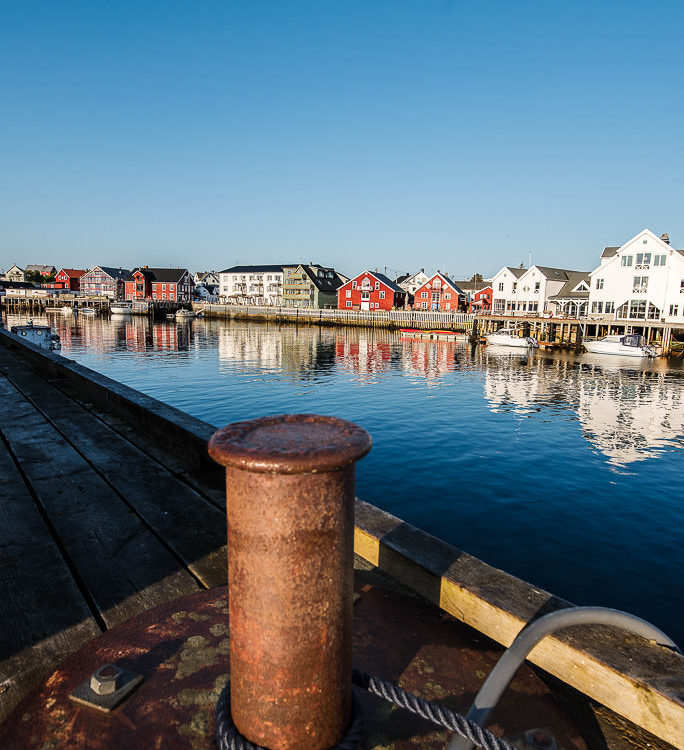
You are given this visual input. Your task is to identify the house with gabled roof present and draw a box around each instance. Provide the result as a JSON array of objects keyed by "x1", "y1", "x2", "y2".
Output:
[
  {"x1": 588, "y1": 228, "x2": 684, "y2": 325},
  {"x1": 547, "y1": 272, "x2": 591, "y2": 318},
  {"x1": 54, "y1": 268, "x2": 87, "y2": 291},
  {"x1": 80, "y1": 266, "x2": 131, "y2": 299},
  {"x1": 282, "y1": 264, "x2": 346, "y2": 309},
  {"x1": 397, "y1": 269, "x2": 430, "y2": 298},
  {"x1": 1, "y1": 265, "x2": 25, "y2": 283},
  {"x1": 25, "y1": 264, "x2": 56, "y2": 277},
  {"x1": 338, "y1": 270, "x2": 407, "y2": 310},
  {"x1": 491, "y1": 265, "x2": 591, "y2": 317},
  {"x1": 125, "y1": 267, "x2": 194, "y2": 302},
  {"x1": 412, "y1": 272, "x2": 465, "y2": 311},
  {"x1": 491, "y1": 266, "x2": 527, "y2": 314}
]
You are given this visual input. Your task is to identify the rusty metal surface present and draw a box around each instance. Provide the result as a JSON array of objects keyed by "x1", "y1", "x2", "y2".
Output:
[
  {"x1": 209, "y1": 415, "x2": 371, "y2": 749},
  {"x1": 0, "y1": 584, "x2": 587, "y2": 750},
  {"x1": 208, "y1": 414, "x2": 372, "y2": 474}
]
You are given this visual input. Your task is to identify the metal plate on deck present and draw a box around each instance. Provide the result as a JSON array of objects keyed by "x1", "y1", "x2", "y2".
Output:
[{"x1": 0, "y1": 585, "x2": 586, "y2": 750}]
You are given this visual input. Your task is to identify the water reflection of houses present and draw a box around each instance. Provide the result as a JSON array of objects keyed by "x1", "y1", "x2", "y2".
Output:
[
  {"x1": 483, "y1": 352, "x2": 683, "y2": 465},
  {"x1": 575, "y1": 363, "x2": 684, "y2": 466},
  {"x1": 398, "y1": 339, "x2": 462, "y2": 382},
  {"x1": 217, "y1": 324, "x2": 336, "y2": 379}
]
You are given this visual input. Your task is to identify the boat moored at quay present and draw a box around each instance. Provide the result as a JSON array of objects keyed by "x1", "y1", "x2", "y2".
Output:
[
  {"x1": 486, "y1": 326, "x2": 538, "y2": 348},
  {"x1": 583, "y1": 333, "x2": 658, "y2": 358}
]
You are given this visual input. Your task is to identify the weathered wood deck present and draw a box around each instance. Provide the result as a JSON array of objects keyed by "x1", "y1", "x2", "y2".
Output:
[{"x1": 0, "y1": 344, "x2": 228, "y2": 721}]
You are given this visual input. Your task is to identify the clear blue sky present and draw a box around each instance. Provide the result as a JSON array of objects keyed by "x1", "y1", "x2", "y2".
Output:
[{"x1": 1, "y1": 0, "x2": 682, "y2": 279}]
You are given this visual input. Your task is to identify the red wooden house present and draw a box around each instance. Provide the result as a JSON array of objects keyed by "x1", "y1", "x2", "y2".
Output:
[
  {"x1": 54, "y1": 268, "x2": 86, "y2": 291},
  {"x1": 412, "y1": 273, "x2": 464, "y2": 311},
  {"x1": 337, "y1": 271, "x2": 407, "y2": 310},
  {"x1": 125, "y1": 267, "x2": 194, "y2": 302},
  {"x1": 470, "y1": 285, "x2": 493, "y2": 313}
]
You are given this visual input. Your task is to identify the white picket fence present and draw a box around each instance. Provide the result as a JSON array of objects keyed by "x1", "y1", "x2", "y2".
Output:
[{"x1": 201, "y1": 304, "x2": 475, "y2": 328}]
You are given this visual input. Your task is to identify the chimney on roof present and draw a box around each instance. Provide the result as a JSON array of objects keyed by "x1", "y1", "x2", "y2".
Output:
[{"x1": 661, "y1": 233, "x2": 670, "y2": 244}]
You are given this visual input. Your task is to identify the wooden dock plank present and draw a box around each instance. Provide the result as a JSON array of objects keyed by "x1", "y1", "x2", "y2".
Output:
[
  {"x1": 0, "y1": 401, "x2": 100, "y2": 722},
  {"x1": 2, "y1": 354, "x2": 227, "y2": 588},
  {"x1": 53, "y1": 377, "x2": 227, "y2": 509},
  {"x1": 0, "y1": 375, "x2": 200, "y2": 631}
]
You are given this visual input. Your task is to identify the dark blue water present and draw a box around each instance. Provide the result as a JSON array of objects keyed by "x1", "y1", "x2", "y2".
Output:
[{"x1": 8, "y1": 313, "x2": 683, "y2": 643}]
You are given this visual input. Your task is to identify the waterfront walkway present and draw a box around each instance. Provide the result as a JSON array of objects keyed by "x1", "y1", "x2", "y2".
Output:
[{"x1": 0, "y1": 344, "x2": 228, "y2": 721}]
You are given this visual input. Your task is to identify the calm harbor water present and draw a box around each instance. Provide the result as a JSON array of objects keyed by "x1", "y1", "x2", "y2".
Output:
[{"x1": 5, "y1": 312, "x2": 683, "y2": 644}]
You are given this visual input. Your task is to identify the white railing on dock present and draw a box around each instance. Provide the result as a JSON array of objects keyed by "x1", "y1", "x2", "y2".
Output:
[{"x1": 201, "y1": 304, "x2": 475, "y2": 327}]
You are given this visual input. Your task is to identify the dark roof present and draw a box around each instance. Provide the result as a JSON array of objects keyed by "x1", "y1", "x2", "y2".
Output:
[
  {"x1": 57, "y1": 268, "x2": 87, "y2": 278},
  {"x1": 601, "y1": 246, "x2": 619, "y2": 259},
  {"x1": 505, "y1": 267, "x2": 527, "y2": 278},
  {"x1": 299, "y1": 265, "x2": 345, "y2": 293},
  {"x1": 25, "y1": 264, "x2": 56, "y2": 273},
  {"x1": 396, "y1": 273, "x2": 410, "y2": 284},
  {"x1": 372, "y1": 271, "x2": 406, "y2": 293},
  {"x1": 0, "y1": 280, "x2": 39, "y2": 289},
  {"x1": 343, "y1": 270, "x2": 405, "y2": 294},
  {"x1": 219, "y1": 264, "x2": 290, "y2": 274},
  {"x1": 97, "y1": 266, "x2": 132, "y2": 280},
  {"x1": 548, "y1": 272, "x2": 591, "y2": 299},
  {"x1": 131, "y1": 267, "x2": 190, "y2": 283}
]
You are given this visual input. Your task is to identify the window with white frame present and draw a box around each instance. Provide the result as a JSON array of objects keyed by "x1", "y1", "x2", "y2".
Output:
[
  {"x1": 345, "y1": 290, "x2": 351, "y2": 298},
  {"x1": 670, "y1": 305, "x2": 679, "y2": 316},
  {"x1": 421, "y1": 291, "x2": 428, "y2": 298},
  {"x1": 352, "y1": 281, "x2": 357, "y2": 289},
  {"x1": 498, "y1": 282, "x2": 504, "y2": 291},
  {"x1": 596, "y1": 278, "x2": 604, "y2": 289},
  {"x1": 534, "y1": 282, "x2": 540, "y2": 292},
  {"x1": 421, "y1": 302, "x2": 428, "y2": 309},
  {"x1": 636, "y1": 252, "x2": 651, "y2": 268},
  {"x1": 605, "y1": 301, "x2": 615, "y2": 313},
  {"x1": 512, "y1": 282, "x2": 517, "y2": 292},
  {"x1": 444, "y1": 293, "x2": 450, "y2": 300},
  {"x1": 621, "y1": 255, "x2": 633, "y2": 266},
  {"x1": 346, "y1": 301, "x2": 352, "y2": 308},
  {"x1": 654, "y1": 254, "x2": 667, "y2": 266},
  {"x1": 374, "y1": 281, "x2": 380, "y2": 290},
  {"x1": 680, "y1": 280, "x2": 684, "y2": 293},
  {"x1": 633, "y1": 276, "x2": 648, "y2": 293},
  {"x1": 379, "y1": 290, "x2": 385, "y2": 299}
]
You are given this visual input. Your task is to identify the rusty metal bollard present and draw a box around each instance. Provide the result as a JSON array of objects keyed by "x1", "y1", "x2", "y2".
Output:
[{"x1": 209, "y1": 414, "x2": 371, "y2": 750}]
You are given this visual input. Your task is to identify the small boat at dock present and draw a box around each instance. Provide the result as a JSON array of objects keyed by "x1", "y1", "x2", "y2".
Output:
[
  {"x1": 583, "y1": 334, "x2": 657, "y2": 358},
  {"x1": 10, "y1": 321, "x2": 61, "y2": 350},
  {"x1": 110, "y1": 301, "x2": 133, "y2": 315},
  {"x1": 79, "y1": 307, "x2": 96, "y2": 316},
  {"x1": 175, "y1": 308, "x2": 196, "y2": 319},
  {"x1": 486, "y1": 327, "x2": 538, "y2": 348}
]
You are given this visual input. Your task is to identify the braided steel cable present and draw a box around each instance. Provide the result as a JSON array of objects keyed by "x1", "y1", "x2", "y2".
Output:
[
  {"x1": 216, "y1": 682, "x2": 365, "y2": 750},
  {"x1": 352, "y1": 670, "x2": 515, "y2": 750},
  {"x1": 216, "y1": 673, "x2": 515, "y2": 750}
]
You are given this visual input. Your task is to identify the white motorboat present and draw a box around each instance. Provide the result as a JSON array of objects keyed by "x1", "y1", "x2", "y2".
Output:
[
  {"x1": 80, "y1": 307, "x2": 96, "y2": 315},
  {"x1": 175, "y1": 309, "x2": 196, "y2": 319},
  {"x1": 11, "y1": 321, "x2": 61, "y2": 350},
  {"x1": 486, "y1": 327, "x2": 538, "y2": 348},
  {"x1": 583, "y1": 334, "x2": 657, "y2": 358},
  {"x1": 60, "y1": 306, "x2": 74, "y2": 314},
  {"x1": 110, "y1": 302, "x2": 133, "y2": 315}
]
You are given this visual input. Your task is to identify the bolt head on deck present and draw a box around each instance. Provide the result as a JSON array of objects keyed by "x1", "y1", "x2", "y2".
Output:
[
  {"x1": 90, "y1": 664, "x2": 122, "y2": 695},
  {"x1": 208, "y1": 414, "x2": 372, "y2": 474}
]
